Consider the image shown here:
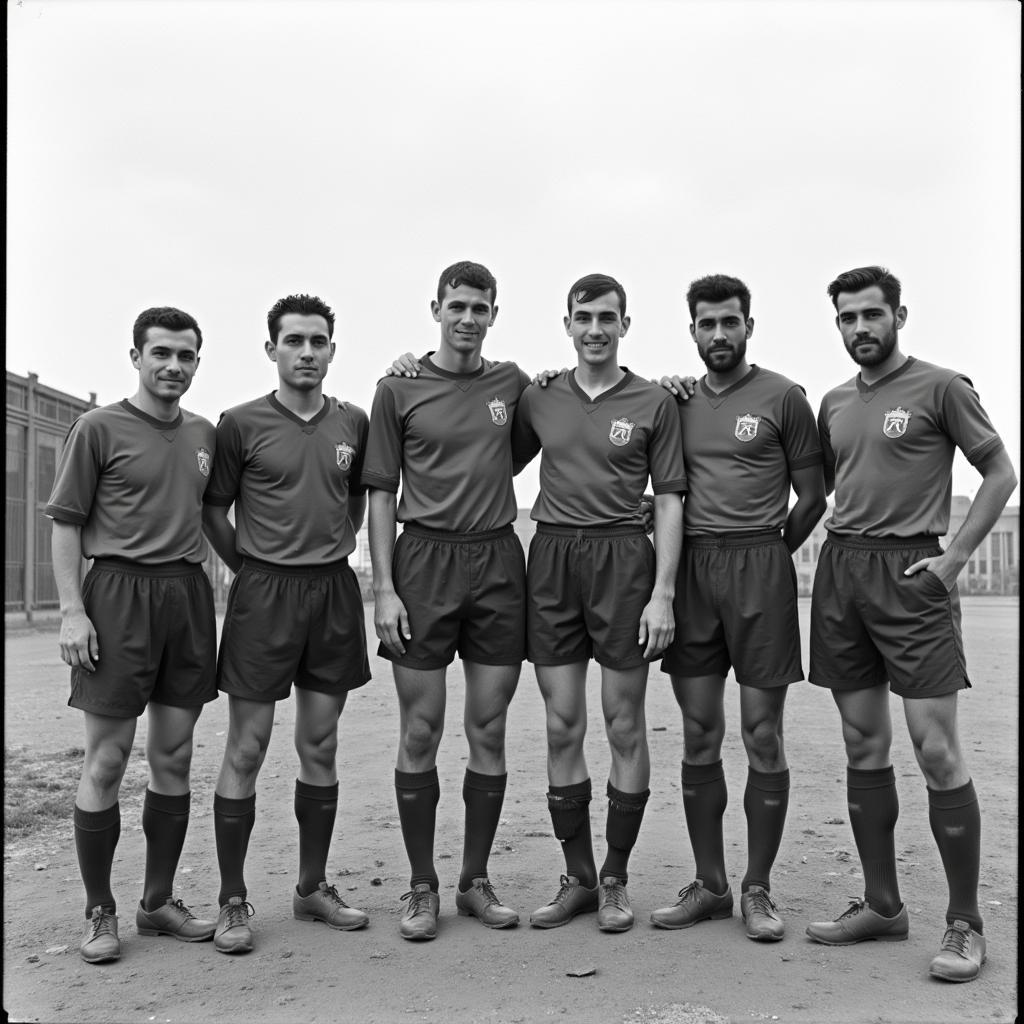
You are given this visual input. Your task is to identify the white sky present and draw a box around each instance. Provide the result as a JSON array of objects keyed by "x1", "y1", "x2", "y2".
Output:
[{"x1": 8, "y1": 0, "x2": 1020, "y2": 505}]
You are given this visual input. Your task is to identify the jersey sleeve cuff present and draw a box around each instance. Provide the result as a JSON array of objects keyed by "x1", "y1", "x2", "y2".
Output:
[
  {"x1": 202, "y1": 492, "x2": 236, "y2": 507},
  {"x1": 360, "y1": 472, "x2": 399, "y2": 493},
  {"x1": 652, "y1": 479, "x2": 688, "y2": 495},
  {"x1": 788, "y1": 451, "x2": 824, "y2": 470},
  {"x1": 966, "y1": 437, "x2": 1005, "y2": 467},
  {"x1": 43, "y1": 504, "x2": 88, "y2": 525}
]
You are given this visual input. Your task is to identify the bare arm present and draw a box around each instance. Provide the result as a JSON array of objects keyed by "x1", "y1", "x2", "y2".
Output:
[
  {"x1": 349, "y1": 491, "x2": 367, "y2": 535},
  {"x1": 783, "y1": 463, "x2": 827, "y2": 553},
  {"x1": 905, "y1": 449, "x2": 1018, "y2": 589},
  {"x1": 202, "y1": 504, "x2": 242, "y2": 573},
  {"x1": 52, "y1": 521, "x2": 99, "y2": 672},
  {"x1": 638, "y1": 492, "x2": 683, "y2": 659},
  {"x1": 368, "y1": 488, "x2": 410, "y2": 656}
]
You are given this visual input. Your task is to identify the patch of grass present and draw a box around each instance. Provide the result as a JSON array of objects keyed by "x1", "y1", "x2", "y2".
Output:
[{"x1": 4, "y1": 746, "x2": 83, "y2": 836}]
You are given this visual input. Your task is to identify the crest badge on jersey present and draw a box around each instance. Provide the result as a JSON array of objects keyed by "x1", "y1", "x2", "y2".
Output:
[
  {"x1": 487, "y1": 397, "x2": 508, "y2": 426},
  {"x1": 336, "y1": 442, "x2": 356, "y2": 470},
  {"x1": 609, "y1": 417, "x2": 635, "y2": 447},
  {"x1": 883, "y1": 407, "x2": 911, "y2": 438},
  {"x1": 734, "y1": 413, "x2": 762, "y2": 443},
  {"x1": 195, "y1": 447, "x2": 211, "y2": 477}
]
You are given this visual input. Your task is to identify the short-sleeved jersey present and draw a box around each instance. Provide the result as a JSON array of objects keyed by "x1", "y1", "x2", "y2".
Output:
[
  {"x1": 818, "y1": 357, "x2": 1004, "y2": 538},
  {"x1": 45, "y1": 400, "x2": 215, "y2": 564},
  {"x1": 204, "y1": 393, "x2": 368, "y2": 566},
  {"x1": 681, "y1": 365, "x2": 822, "y2": 535},
  {"x1": 511, "y1": 369, "x2": 687, "y2": 527},
  {"x1": 361, "y1": 355, "x2": 530, "y2": 532}
]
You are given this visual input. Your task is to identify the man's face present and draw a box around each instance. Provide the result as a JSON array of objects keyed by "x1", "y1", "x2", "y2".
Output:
[
  {"x1": 834, "y1": 285, "x2": 906, "y2": 367},
  {"x1": 690, "y1": 297, "x2": 752, "y2": 373},
  {"x1": 564, "y1": 291, "x2": 629, "y2": 368},
  {"x1": 265, "y1": 313, "x2": 335, "y2": 389},
  {"x1": 131, "y1": 327, "x2": 200, "y2": 403},
  {"x1": 431, "y1": 283, "x2": 497, "y2": 355}
]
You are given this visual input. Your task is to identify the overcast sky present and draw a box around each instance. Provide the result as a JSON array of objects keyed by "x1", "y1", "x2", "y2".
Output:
[{"x1": 8, "y1": 0, "x2": 1020, "y2": 505}]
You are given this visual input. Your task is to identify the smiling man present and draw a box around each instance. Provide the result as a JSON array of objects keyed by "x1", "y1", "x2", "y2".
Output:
[
  {"x1": 649, "y1": 274, "x2": 825, "y2": 942},
  {"x1": 202, "y1": 294, "x2": 371, "y2": 954},
  {"x1": 46, "y1": 307, "x2": 218, "y2": 963},
  {"x1": 512, "y1": 273, "x2": 685, "y2": 933},
  {"x1": 805, "y1": 266, "x2": 1017, "y2": 982},
  {"x1": 364, "y1": 261, "x2": 530, "y2": 940}
]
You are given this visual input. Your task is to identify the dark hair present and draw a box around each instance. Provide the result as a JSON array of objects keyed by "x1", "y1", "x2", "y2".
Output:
[
  {"x1": 566, "y1": 273, "x2": 627, "y2": 317},
  {"x1": 686, "y1": 274, "x2": 752, "y2": 321},
  {"x1": 436, "y1": 261, "x2": 497, "y2": 305},
  {"x1": 132, "y1": 307, "x2": 203, "y2": 352},
  {"x1": 827, "y1": 266, "x2": 902, "y2": 312},
  {"x1": 267, "y1": 294, "x2": 336, "y2": 343}
]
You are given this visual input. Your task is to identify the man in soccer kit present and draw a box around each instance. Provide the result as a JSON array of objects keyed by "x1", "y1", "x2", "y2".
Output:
[
  {"x1": 47, "y1": 307, "x2": 218, "y2": 963},
  {"x1": 364, "y1": 261, "x2": 530, "y2": 940},
  {"x1": 511, "y1": 273, "x2": 686, "y2": 933},
  {"x1": 202, "y1": 294, "x2": 371, "y2": 954},
  {"x1": 650, "y1": 275, "x2": 826, "y2": 941},
  {"x1": 804, "y1": 266, "x2": 1016, "y2": 982}
]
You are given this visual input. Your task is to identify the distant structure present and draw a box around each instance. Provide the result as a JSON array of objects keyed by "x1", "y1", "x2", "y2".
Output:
[{"x1": 6, "y1": 370, "x2": 1020, "y2": 615}]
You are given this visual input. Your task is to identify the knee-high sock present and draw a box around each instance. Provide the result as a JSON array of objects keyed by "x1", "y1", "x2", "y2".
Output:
[
  {"x1": 928, "y1": 779, "x2": 983, "y2": 933},
  {"x1": 214, "y1": 793, "x2": 256, "y2": 906},
  {"x1": 74, "y1": 803, "x2": 120, "y2": 917},
  {"x1": 141, "y1": 790, "x2": 190, "y2": 911},
  {"x1": 600, "y1": 783, "x2": 650, "y2": 884},
  {"x1": 459, "y1": 769, "x2": 507, "y2": 891},
  {"x1": 847, "y1": 766, "x2": 901, "y2": 917},
  {"x1": 681, "y1": 760, "x2": 728, "y2": 893},
  {"x1": 741, "y1": 767, "x2": 790, "y2": 893},
  {"x1": 295, "y1": 780, "x2": 338, "y2": 897},
  {"x1": 547, "y1": 779, "x2": 597, "y2": 889},
  {"x1": 395, "y1": 768, "x2": 440, "y2": 891}
]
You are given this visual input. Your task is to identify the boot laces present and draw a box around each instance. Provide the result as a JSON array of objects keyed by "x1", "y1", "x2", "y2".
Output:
[
  {"x1": 401, "y1": 889, "x2": 435, "y2": 917},
  {"x1": 602, "y1": 879, "x2": 628, "y2": 910},
  {"x1": 940, "y1": 924, "x2": 970, "y2": 956},
  {"x1": 224, "y1": 900, "x2": 255, "y2": 929},
  {"x1": 88, "y1": 906, "x2": 116, "y2": 939},
  {"x1": 746, "y1": 888, "x2": 777, "y2": 918}
]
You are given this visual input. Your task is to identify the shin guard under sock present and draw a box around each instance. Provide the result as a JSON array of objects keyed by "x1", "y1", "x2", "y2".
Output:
[
  {"x1": 847, "y1": 766, "x2": 901, "y2": 917},
  {"x1": 459, "y1": 769, "x2": 507, "y2": 892},
  {"x1": 547, "y1": 779, "x2": 597, "y2": 888},
  {"x1": 74, "y1": 803, "x2": 121, "y2": 917},
  {"x1": 395, "y1": 768, "x2": 440, "y2": 891},
  {"x1": 141, "y1": 790, "x2": 190, "y2": 911},
  {"x1": 741, "y1": 767, "x2": 790, "y2": 893},
  {"x1": 600, "y1": 783, "x2": 650, "y2": 884},
  {"x1": 928, "y1": 779, "x2": 983, "y2": 933},
  {"x1": 294, "y1": 780, "x2": 339, "y2": 898},
  {"x1": 681, "y1": 760, "x2": 728, "y2": 893},
  {"x1": 214, "y1": 793, "x2": 256, "y2": 906}
]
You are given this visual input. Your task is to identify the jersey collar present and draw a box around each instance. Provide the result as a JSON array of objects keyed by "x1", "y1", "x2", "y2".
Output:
[
  {"x1": 700, "y1": 364, "x2": 761, "y2": 402},
  {"x1": 855, "y1": 356, "x2": 916, "y2": 394},
  {"x1": 422, "y1": 353, "x2": 487, "y2": 381},
  {"x1": 569, "y1": 367, "x2": 634, "y2": 404},
  {"x1": 266, "y1": 392, "x2": 332, "y2": 428},
  {"x1": 120, "y1": 398, "x2": 182, "y2": 431}
]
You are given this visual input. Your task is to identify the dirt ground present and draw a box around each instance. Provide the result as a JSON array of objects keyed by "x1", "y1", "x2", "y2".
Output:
[{"x1": 3, "y1": 598, "x2": 1018, "y2": 1024}]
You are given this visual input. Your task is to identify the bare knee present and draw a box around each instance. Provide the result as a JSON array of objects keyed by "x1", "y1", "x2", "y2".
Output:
[
  {"x1": 605, "y1": 710, "x2": 644, "y2": 761},
  {"x1": 683, "y1": 714, "x2": 725, "y2": 763},
  {"x1": 466, "y1": 714, "x2": 506, "y2": 765},
  {"x1": 913, "y1": 733, "x2": 964, "y2": 789},
  {"x1": 547, "y1": 710, "x2": 586, "y2": 759},
  {"x1": 741, "y1": 717, "x2": 784, "y2": 770},
  {"x1": 840, "y1": 718, "x2": 891, "y2": 768},
  {"x1": 83, "y1": 741, "x2": 131, "y2": 792},
  {"x1": 401, "y1": 714, "x2": 443, "y2": 764},
  {"x1": 224, "y1": 729, "x2": 270, "y2": 782},
  {"x1": 297, "y1": 729, "x2": 338, "y2": 776}
]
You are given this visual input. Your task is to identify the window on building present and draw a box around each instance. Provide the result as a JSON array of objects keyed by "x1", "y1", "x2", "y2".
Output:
[
  {"x1": 991, "y1": 533, "x2": 1001, "y2": 558},
  {"x1": 1005, "y1": 532, "x2": 1015, "y2": 565},
  {"x1": 35, "y1": 396, "x2": 58, "y2": 420},
  {"x1": 36, "y1": 440, "x2": 58, "y2": 504},
  {"x1": 7, "y1": 383, "x2": 27, "y2": 409}
]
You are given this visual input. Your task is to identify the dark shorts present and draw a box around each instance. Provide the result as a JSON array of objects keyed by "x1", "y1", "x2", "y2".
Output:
[
  {"x1": 218, "y1": 557, "x2": 371, "y2": 702},
  {"x1": 382, "y1": 524, "x2": 526, "y2": 669},
  {"x1": 527, "y1": 524, "x2": 656, "y2": 669},
  {"x1": 809, "y1": 535, "x2": 969, "y2": 698},
  {"x1": 660, "y1": 531, "x2": 803, "y2": 687},
  {"x1": 69, "y1": 558, "x2": 218, "y2": 719}
]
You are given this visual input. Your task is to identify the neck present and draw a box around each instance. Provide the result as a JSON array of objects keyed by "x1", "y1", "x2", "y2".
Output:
[
  {"x1": 705, "y1": 359, "x2": 751, "y2": 394},
  {"x1": 275, "y1": 382, "x2": 325, "y2": 420},
  {"x1": 574, "y1": 362, "x2": 625, "y2": 399},
  {"x1": 433, "y1": 343, "x2": 483, "y2": 374},
  {"x1": 130, "y1": 388, "x2": 179, "y2": 423},
  {"x1": 858, "y1": 348, "x2": 907, "y2": 386}
]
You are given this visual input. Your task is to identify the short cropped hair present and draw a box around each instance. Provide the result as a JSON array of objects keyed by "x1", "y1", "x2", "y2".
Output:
[
  {"x1": 827, "y1": 266, "x2": 902, "y2": 312},
  {"x1": 685, "y1": 274, "x2": 752, "y2": 321},
  {"x1": 267, "y1": 294, "x2": 336, "y2": 343},
  {"x1": 132, "y1": 307, "x2": 203, "y2": 352},
  {"x1": 436, "y1": 261, "x2": 497, "y2": 305},
  {"x1": 566, "y1": 273, "x2": 627, "y2": 318}
]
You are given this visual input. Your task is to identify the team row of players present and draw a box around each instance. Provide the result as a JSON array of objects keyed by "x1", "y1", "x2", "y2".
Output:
[{"x1": 47, "y1": 264, "x2": 1015, "y2": 985}]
